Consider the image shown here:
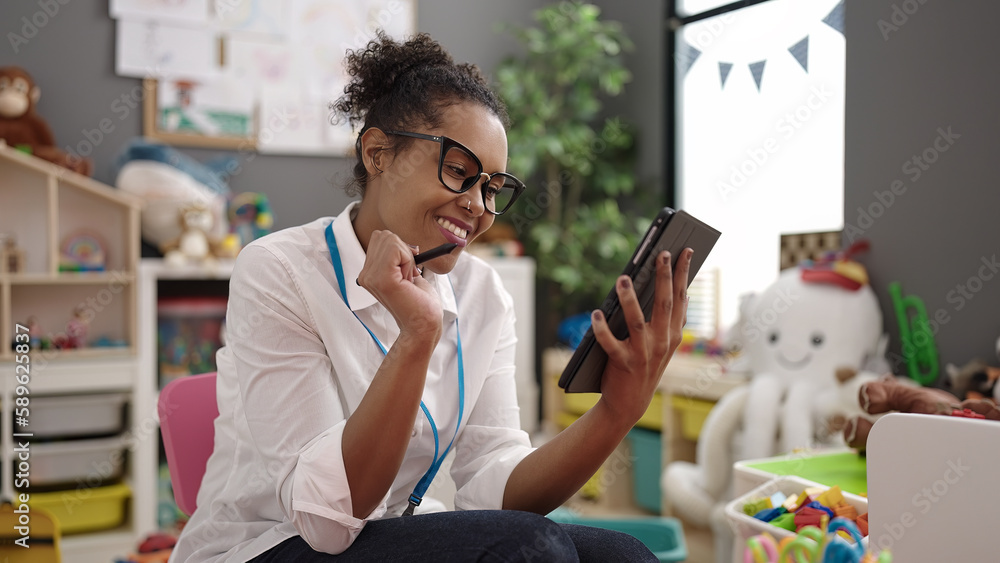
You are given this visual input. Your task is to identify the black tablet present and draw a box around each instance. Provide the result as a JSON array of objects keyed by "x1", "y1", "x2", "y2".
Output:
[{"x1": 557, "y1": 207, "x2": 721, "y2": 393}]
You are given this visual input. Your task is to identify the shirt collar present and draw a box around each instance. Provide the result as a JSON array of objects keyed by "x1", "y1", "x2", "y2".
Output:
[{"x1": 331, "y1": 202, "x2": 459, "y2": 323}]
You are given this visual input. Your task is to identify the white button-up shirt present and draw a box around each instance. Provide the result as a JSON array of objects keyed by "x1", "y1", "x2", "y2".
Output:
[{"x1": 171, "y1": 202, "x2": 534, "y2": 562}]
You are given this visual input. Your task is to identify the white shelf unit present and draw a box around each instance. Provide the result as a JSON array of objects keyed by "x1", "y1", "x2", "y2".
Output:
[
  {"x1": 0, "y1": 141, "x2": 149, "y2": 563},
  {"x1": 482, "y1": 257, "x2": 537, "y2": 433},
  {"x1": 136, "y1": 258, "x2": 236, "y2": 532}
]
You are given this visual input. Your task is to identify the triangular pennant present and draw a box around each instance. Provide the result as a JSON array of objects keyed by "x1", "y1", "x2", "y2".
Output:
[
  {"x1": 749, "y1": 60, "x2": 766, "y2": 92},
  {"x1": 676, "y1": 41, "x2": 702, "y2": 77},
  {"x1": 719, "y1": 62, "x2": 733, "y2": 88},
  {"x1": 789, "y1": 36, "x2": 809, "y2": 72},
  {"x1": 823, "y1": 0, "x2": 845, "y2": 35}
]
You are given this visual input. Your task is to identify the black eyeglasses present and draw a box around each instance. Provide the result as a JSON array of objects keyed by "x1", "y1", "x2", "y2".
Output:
[{"x1": 386, "y1": 130, "x2": 526, "y2": 215}]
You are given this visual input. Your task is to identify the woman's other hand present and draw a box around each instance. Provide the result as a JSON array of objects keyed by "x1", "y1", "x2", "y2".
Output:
[{"x1": 592, "y1": 248, "x2": 691, "y2": 425}]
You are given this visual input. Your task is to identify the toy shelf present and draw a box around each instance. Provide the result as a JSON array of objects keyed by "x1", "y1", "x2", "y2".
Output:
[
  {"x1": 0, "y1": 141, "x2": 141, "y2": 362},
  {"x1": 0, "y1": 141, "x2": 149, "y2": 563}
]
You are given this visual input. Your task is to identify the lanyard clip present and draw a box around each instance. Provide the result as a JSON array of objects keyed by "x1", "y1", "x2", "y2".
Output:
[{"x1": 402, "y1": 494, "x2": 422, "y2": 516}]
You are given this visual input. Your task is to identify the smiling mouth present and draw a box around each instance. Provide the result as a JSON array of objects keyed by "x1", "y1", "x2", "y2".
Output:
[
  {"x1": 775, "y1": 352, "x2": 812, "y2": 370},
  {"x1": 436, "y1": 217, "x2": 469, "y2": 239}
]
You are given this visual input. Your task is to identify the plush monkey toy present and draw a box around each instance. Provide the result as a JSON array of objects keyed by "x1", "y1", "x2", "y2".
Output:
[{"x1": 0, "y1": 66, "x2": 92, "y2": 175}]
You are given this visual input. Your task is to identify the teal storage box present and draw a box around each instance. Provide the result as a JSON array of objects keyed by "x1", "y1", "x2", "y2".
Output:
[
  {"x1": 548, "y1": 508, "x2": 687, "y2": 563},
  {"x1": 627, "y1": 427, "x2": 662, "y2": 513}
]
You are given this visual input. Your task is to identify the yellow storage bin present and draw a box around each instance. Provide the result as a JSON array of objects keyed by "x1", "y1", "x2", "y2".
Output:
[
  {"x1": 636, "y1": 392, "x2": 663, "y2": 431},
  {"x1": 0, "y1": 502, "x2": 61, "y2": 562},
  {"x1": 560, "y1": 383, "x2": 663, "y2": 431},
  {"x1": 670, "y1": 395, "x2": 716, "y2": 441},
  {"x1": 29, "y1": 482, "x2": 131, "y2": 534},
  {"x1": 563, "y1": 389, "x2": 600, "y2": 417}
]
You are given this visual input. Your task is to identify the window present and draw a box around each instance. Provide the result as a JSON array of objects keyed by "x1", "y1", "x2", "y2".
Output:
[{"x1": 673, "y1": 0, "x2": 846, "y2": 329}]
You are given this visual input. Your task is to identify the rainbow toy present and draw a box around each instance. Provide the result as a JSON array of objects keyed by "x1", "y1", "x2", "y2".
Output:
[{"x1": 59, "y1": 231, "x2": 107, "y2": 272}]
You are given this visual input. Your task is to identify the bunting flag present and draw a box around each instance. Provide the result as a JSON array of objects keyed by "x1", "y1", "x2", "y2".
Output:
[
  {"x1": 788, "y1": 36, "x2": 809, "y2": 71},
  {"x1": 695, "y1": 0, "x2": 843, "y2": 92},
  {"x1": 718, "y1": 62, "x2": 733, "y2": 88},
  {"x1": 823, "y1": 0, "x2": 845, "y2": 35},
  {"x1": 677, "y1": 40, "x2": 702, "y2": 77},
  {"x1": 749, "y1": 61, "x2": 766, "y2": 91}
]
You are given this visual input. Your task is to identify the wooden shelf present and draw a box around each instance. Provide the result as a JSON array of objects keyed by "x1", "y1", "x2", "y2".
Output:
[{"x1": 3, "y1": 271, "x2": 135, "y2": 284}]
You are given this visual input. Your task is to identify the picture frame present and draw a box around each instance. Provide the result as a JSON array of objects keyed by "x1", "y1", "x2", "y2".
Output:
[{"x1": 142, "y1": 77, "x2": 257, "y2": 151}]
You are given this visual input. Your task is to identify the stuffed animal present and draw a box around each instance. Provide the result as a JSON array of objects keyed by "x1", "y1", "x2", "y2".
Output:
[
  {"x1": 944, "y1": 359, "x2": 1000, "y2": 401},
  {"x1": 114, "y1": 138, "x2": 232, "y2": 252},
  {"x1": 944, "y1": 338, "x2": 1000, "y2": 402},
  {"x1": 663, "y1": 253, "x2": 885, "y2": 563},
  {"x1": 161, "y1": 202, "x2": 222, "y2": 268},
  {"x1": 0, "y1": 66, "x2": 92, "y2": 175}
]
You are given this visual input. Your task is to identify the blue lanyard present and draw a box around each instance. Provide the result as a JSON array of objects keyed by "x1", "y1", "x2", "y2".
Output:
[{"x1": 325, "y1": 221, "x2": 465, "y2": 516}]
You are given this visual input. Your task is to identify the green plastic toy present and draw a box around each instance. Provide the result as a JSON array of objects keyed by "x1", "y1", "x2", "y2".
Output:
[{"x1": 888, "y1": 281, "x2": 940, "y2": 385}]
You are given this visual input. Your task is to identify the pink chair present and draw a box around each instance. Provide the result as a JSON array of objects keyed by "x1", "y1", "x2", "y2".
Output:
[{"x1": 158, "y1": 372, "x2": 218, "y2": 516}]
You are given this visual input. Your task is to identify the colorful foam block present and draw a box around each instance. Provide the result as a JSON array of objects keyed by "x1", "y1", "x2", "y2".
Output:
[
  {"x1": 816, "y1": 486, "x2": 844, "y2": 507},
  {"x1": 857, "y1": 513, "x2": 869, "y2": 536},
  {"x1": 770, "y1": 513, "x2": 797, "y2": 531},
  {"x1": 753, "y1": 507, "x2": 787, "y2": 523}
]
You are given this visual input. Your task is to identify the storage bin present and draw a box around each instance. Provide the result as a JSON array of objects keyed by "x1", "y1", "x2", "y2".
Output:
[
  {"x1": 29, "y1": 482, "x2": 131, "y2": 534},
  {"x1": 724, "y1": 475, "x2": 868, "y2": 547},
  {"x1": 732, "y1": 448, "x2": 867, "y2": 497},
  {"x1": 669, "y1": 394, "x2": 715, "y2": 440},
  {"x1": 560, "y1": 378, "x2": 663, "y2": 430},
  {"x1": 27, "y1": 437, "x2": 126, "y2": 488},
  {"x1": 548, "y1": 509, "x2": 687, "y2": 563},
  {"x1": 157, "y1": 297, "x2": 228, "y2": 387},
  {"x1": 627, "y1": 427, "x2": 662, "y2": 513},
  {"x1": 26, "y1": 392, "x2": 128, "y2": 439}
]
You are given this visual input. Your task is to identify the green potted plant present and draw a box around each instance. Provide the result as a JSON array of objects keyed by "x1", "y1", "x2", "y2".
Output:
[{"x1": 495, "y1": 1, "x2": 653, "y2": 343}]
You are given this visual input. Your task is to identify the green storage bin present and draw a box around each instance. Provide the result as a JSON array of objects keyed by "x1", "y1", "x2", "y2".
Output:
[{"x1": 627, "y1": 427, "x2": 662, "y2": 513}]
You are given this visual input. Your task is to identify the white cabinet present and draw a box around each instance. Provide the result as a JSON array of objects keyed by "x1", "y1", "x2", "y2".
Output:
[
  {"x1": 484, "y1": 256, "x2": 537, "y2": 433},
  {"x1": 135, "y1": 258, "x2": 235, "y2": 532}
]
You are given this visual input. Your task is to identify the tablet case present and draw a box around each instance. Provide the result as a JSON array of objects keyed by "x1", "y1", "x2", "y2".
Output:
[{"x1": 558, "y1": 208, "x2": 721, "y2": 393}]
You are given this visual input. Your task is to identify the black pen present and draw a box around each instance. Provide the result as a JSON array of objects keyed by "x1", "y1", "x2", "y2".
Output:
[{"x1": 414, "y1": 243, "x2": 458, "y2": 265}]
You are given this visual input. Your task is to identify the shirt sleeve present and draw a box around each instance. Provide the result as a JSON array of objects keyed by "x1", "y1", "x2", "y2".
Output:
[
  {"x1": 226, "y1": 244, "x2": 387, "y2": 554},
  {"x1": 449, "y1": 285, "x2": 535, "y2": 510}
]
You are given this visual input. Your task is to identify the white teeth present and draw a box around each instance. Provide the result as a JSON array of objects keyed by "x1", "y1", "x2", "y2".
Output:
[{"x1": 436, "y1": 217, "x2": 468, "y2": 239}]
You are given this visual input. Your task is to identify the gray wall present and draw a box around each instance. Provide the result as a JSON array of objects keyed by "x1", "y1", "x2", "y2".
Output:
[
  {"x1": 0, "y1": 0, "x2": 543, "y2": 232},
  {"x1": 844, "y1": 0, "x2": 1000, "y2": 373}
]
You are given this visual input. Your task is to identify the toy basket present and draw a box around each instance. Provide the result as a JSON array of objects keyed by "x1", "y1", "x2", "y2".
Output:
[{"x1": 725, "y1": 475, "x2": 868, "y2": 550}]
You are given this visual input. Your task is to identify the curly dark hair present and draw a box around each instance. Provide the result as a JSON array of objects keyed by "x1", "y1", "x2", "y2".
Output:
[{"x1": 332, "y1": 31, "x2": 509, "y2": 197}]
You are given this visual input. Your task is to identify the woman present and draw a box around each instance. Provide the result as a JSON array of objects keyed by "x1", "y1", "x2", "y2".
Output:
[{"x1": 171, "y1": 32, "x2": 692, "y2": 562}]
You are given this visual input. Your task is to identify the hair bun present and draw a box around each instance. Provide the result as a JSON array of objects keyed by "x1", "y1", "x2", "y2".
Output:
[
  {"x1": 335, "y1": 31, "x2": 455, "y2": 128},
  {"x1": 331, "y1": 30, "x2": 506, "y2": 197}
]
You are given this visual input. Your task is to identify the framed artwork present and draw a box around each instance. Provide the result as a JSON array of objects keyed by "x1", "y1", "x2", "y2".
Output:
[
  {"x1": 118, "y1": 0, "x2": 416, "y2": 155},
  {"x1": 142, "y1": 77, "x2": 257, "y2": 150}
]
